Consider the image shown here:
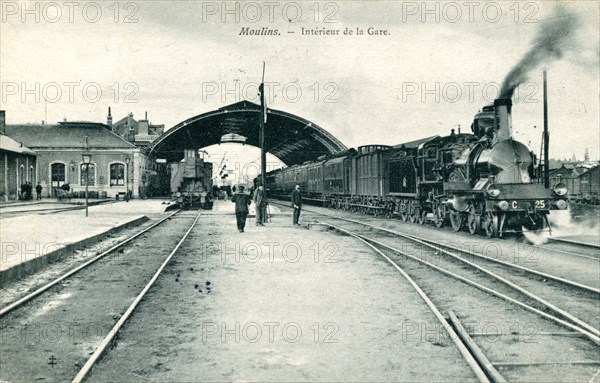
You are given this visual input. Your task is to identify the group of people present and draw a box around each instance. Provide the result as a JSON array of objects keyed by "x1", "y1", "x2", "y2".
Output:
[
  {"x1": 231, "y1": 183, "x2": 303, "y2": 233},
  {"x1": 19, "y1": 182, "x2": 43, "y2": 200}
]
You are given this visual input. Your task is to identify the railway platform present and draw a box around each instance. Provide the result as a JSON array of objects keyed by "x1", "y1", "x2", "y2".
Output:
[
  {"x1": 0, "y1": 200, "x2": 478, "y2": 382},
  {"x1": 0, "y1": 199, "x2": 168, "y2": 284}
]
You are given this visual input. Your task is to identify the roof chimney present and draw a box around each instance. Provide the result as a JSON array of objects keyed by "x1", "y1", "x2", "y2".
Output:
[{"x1": 107, "y1": 107, "x2": 113, "y2": 130}]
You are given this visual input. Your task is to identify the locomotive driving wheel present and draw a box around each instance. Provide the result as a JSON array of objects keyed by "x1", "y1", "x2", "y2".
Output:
[
  {"x1": 484, "y1": 212, "x2": 499, "y2": 238},
  {"x1": 434, "y1": 204, "x2": 446, "y2": 228},
  {"x1": 467, "y1": 207, "x2": 481, "y2": 235},
  {"x1": 449, "y1": 211, "x2": 463, "y2": 232}
]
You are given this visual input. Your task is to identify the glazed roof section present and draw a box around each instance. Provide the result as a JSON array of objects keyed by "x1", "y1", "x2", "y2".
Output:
[
  {"x1": 5, "y1": 121, "x2": 136, "y2": 150},
  {"x1": 149, "y1": 101, "x2": 348, "y2": 166}
]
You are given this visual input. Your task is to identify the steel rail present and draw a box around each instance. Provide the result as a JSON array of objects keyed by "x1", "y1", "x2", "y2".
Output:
[
  {"x1": 409, "y1": 235, "x2": 600, "y2": 295},
  {"x1": 549, "y1": 237, "x2": 600, "y2": 250},
  {"x1": 309, "y1": 223, "x2": 491, "y2": 383},
  {"x1": 72, "y1": 209, "x2": 202, "y2": 383},
  {"x1": 397, "y1": 234, "x2": 600, "y2": 337},
  {"x1": 0, "y1": 210, "x2": 180, "y2": 318},
  {"x1": 448, "y1": 310, "x2": 507, "y2": 383},
  {"x1": 292, "y1": 204, "x2": 600, "y2": 295},
  {"x1": 535, "y1": 245, "x2": 599, "y2": 261},
  {"x1": 341, "y1": 229, "x2": 600, "y2": 346}
]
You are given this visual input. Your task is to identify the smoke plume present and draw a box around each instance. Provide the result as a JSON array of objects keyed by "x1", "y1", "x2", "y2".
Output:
[{"x1": 499, "y1": 6, "x2": 579, "y2": 99}]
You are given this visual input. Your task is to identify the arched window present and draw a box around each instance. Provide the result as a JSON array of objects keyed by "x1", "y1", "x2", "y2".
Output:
[
  {"x1": 51, "y1": 163, "x2": 65, "y2": 187},
  {"x1": 80, "y1": 163, "x2": 96, "y2": 186},
  {"x1": 19, "y1": 165, "x2": 25, "y2": 186},
  {"x1": 110, "y1": 163, "x2": 125, "y2": 186},
  {"x1": 29, "y1": 166, "x2": 34, "y2": 183}
]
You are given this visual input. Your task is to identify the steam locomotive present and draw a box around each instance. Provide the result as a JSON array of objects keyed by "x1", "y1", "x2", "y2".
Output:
[
  {"x1": 265, "y1": 98, "x2": 569, "y2": 238},
  {"x1": 171, "y1": 149, "x2": 214, "y2": 209}
]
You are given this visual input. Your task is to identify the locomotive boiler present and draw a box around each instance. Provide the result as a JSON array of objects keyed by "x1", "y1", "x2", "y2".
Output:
[{"x1": 265, "y1": 98, "x2": 568, "y2": 238}]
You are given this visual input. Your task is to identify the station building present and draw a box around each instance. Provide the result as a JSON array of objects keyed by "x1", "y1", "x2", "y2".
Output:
[
  {"x1": 0, "y1": 111, "x2": 38, "y2": 201},
  {"x1": 108, "y1": 109, "x2": 165, "y2": 150},
  {"x1": 4, "y1": 113, "x2": 149, "y2": 199},
  {"x1": 107, "y1": 109, "x2": 168, "y2": 195}
]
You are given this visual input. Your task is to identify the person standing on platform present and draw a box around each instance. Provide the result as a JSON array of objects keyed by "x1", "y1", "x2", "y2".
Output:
[
  {"x1": 291, "y1": 184, "x2": 302, "y2": 226},
  {"x1": 24, "y1": 182, "x2": 33, "y2": 200},
  {"x1": 35, "y1": 182, "x2": 42, "y2": 200},
  {"x1": 232, "y1": 185, "x2": 252, "y2": 232},
  {"x1": 253, "y1": 183, "x2": 267, "y2": 226}
]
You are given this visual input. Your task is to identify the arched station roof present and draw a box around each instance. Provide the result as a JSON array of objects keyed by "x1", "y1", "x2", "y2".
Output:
[{"x1": 148, "y1": 101, "x2": 347, "y2": 165}]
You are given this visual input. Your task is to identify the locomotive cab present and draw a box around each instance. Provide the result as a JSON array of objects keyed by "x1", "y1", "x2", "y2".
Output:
[{"x1": 471, "y1": 105, "x2": 495, "y2": 139}]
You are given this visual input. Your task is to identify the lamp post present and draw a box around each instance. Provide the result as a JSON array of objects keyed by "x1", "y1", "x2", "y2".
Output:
[
  {"x1": 82, "y1": 153, "x2": 91, "y2": 217},
  {"x1": 125, "y1": 156, "x2": 131, "y2": 201}
]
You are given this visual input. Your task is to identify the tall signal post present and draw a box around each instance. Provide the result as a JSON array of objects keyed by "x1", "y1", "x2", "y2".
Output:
[
  {"x1": 259, "y1": 62, "x2": 267, "y2": 191},
  {"x1": 543, "y1": 68, "x2": 550, "y2": 188}
]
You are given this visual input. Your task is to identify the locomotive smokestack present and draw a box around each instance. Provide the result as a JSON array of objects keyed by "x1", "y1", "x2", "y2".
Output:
[{"x1": 493, "y1": 98, "x2": 512, "y2": 143}]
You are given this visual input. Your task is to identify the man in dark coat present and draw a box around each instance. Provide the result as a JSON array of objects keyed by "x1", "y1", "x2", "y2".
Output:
[
  {"x1": 253, "y1": 184, "x2": 267, "y2": 226},
  {"x1": 35, "y1": 183, "x2": 42, "y2": 200},
  {"x1": 231, "y1": 186, "x2": 252, "y2": 232},
  {"x1": 24, "y1": 182, "x2": 33, "y2": 200},
  {"x1": 291, "y1": 184, "x2": 302, "y2": 226}
]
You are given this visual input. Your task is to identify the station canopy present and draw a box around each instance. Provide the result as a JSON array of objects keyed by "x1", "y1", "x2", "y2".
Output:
[{"x1": 148, "y1": 101, "x2": 347, "y2": 165}]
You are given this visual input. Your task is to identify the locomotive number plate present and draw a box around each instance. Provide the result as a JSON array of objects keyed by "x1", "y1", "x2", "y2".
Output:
[{"x1": 510, "y1": 200, "x2": 547, "y2": 210}]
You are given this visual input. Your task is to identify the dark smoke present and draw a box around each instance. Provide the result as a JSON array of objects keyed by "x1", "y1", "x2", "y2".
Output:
[{"x1": 499, "y1": 6, "x2": 579, "y2": 99}]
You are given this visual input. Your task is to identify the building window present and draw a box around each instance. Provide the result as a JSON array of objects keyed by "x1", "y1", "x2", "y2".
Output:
[
  {"x1": 51, "y1": 163, "x2": 65, "y2": 187},
  {"x1": 110, "y1": 163, "x2": 125, "y2": 186},
  {"x1": 19, "y1": 164, "x2": 24, "y2": 185},
  {"x1": 80, "y1": 163, "x2": 96, "y2": 186},
  {"x1": 29, "y1": 166, "x2": 34, "y2": 183}
]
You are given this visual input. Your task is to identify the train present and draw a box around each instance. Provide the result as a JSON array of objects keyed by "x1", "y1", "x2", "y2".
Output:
[
  {"x1": 550, "y1": 164, "x2": 600, "y2": 205},
  {"x1": 170, "y1": 149, "x2": 214, "y2": 209},
  {"x1": 264, "y1": 98, "x2": 569, "y2": 238}
]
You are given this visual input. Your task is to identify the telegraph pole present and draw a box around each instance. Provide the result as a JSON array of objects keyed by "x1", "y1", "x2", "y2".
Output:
[
  {"x1": 259, "y1": 62, "x2": 267, "y2": 190},
  {"x1": 543, "y1": 68, "x2": 550, "y2": 188}
]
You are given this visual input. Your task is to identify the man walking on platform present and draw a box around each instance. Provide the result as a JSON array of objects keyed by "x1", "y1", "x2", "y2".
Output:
[
  {"x1": 253, "y1": 183, "x2": 267, "y2": 226},
  {"x1": 231, "y1": 185, "x2": 252, "y2": 232},
  {"x1": 291, "y1": 184, "x2": 302, "y2": 226}
]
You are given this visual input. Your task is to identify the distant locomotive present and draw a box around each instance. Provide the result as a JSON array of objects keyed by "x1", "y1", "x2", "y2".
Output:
[
  {"x1": 265, "y1": 98, "x2": 569, "y2": 237},
  {"x1": 171, "y1": 149, "x2": 213, "y2": 209}
]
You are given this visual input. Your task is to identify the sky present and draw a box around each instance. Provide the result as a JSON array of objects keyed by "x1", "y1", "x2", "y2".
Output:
[{"x1": 1, "y1": 0, "x2": 599, "y2": 168}]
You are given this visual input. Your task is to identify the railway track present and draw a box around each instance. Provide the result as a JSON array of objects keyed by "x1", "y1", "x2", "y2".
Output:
[
  {"x1": 535, "y1": 241, "x2": 600, "y2": 261},
  {"x1": 0, "y1": 209, "x2": 203, "y2": 383},
  {"x1": 548, "y1": 237, "x2": 600, "y2": 250},
  {"x1": 275, "y1": 202, "x2": 599, "y2": 288},
  {"x1": 0, "y1": 204, "x2": 90, "y2": 217},
  {"x1": 312, "y1": 221, "x2": 599, "y2": 382},
  {"x1": 270, "y1": 203, "x2": 600, "y2": 381},
  {"x1": 295, "y1": 206, "x2": 600, "y2": 323}
]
